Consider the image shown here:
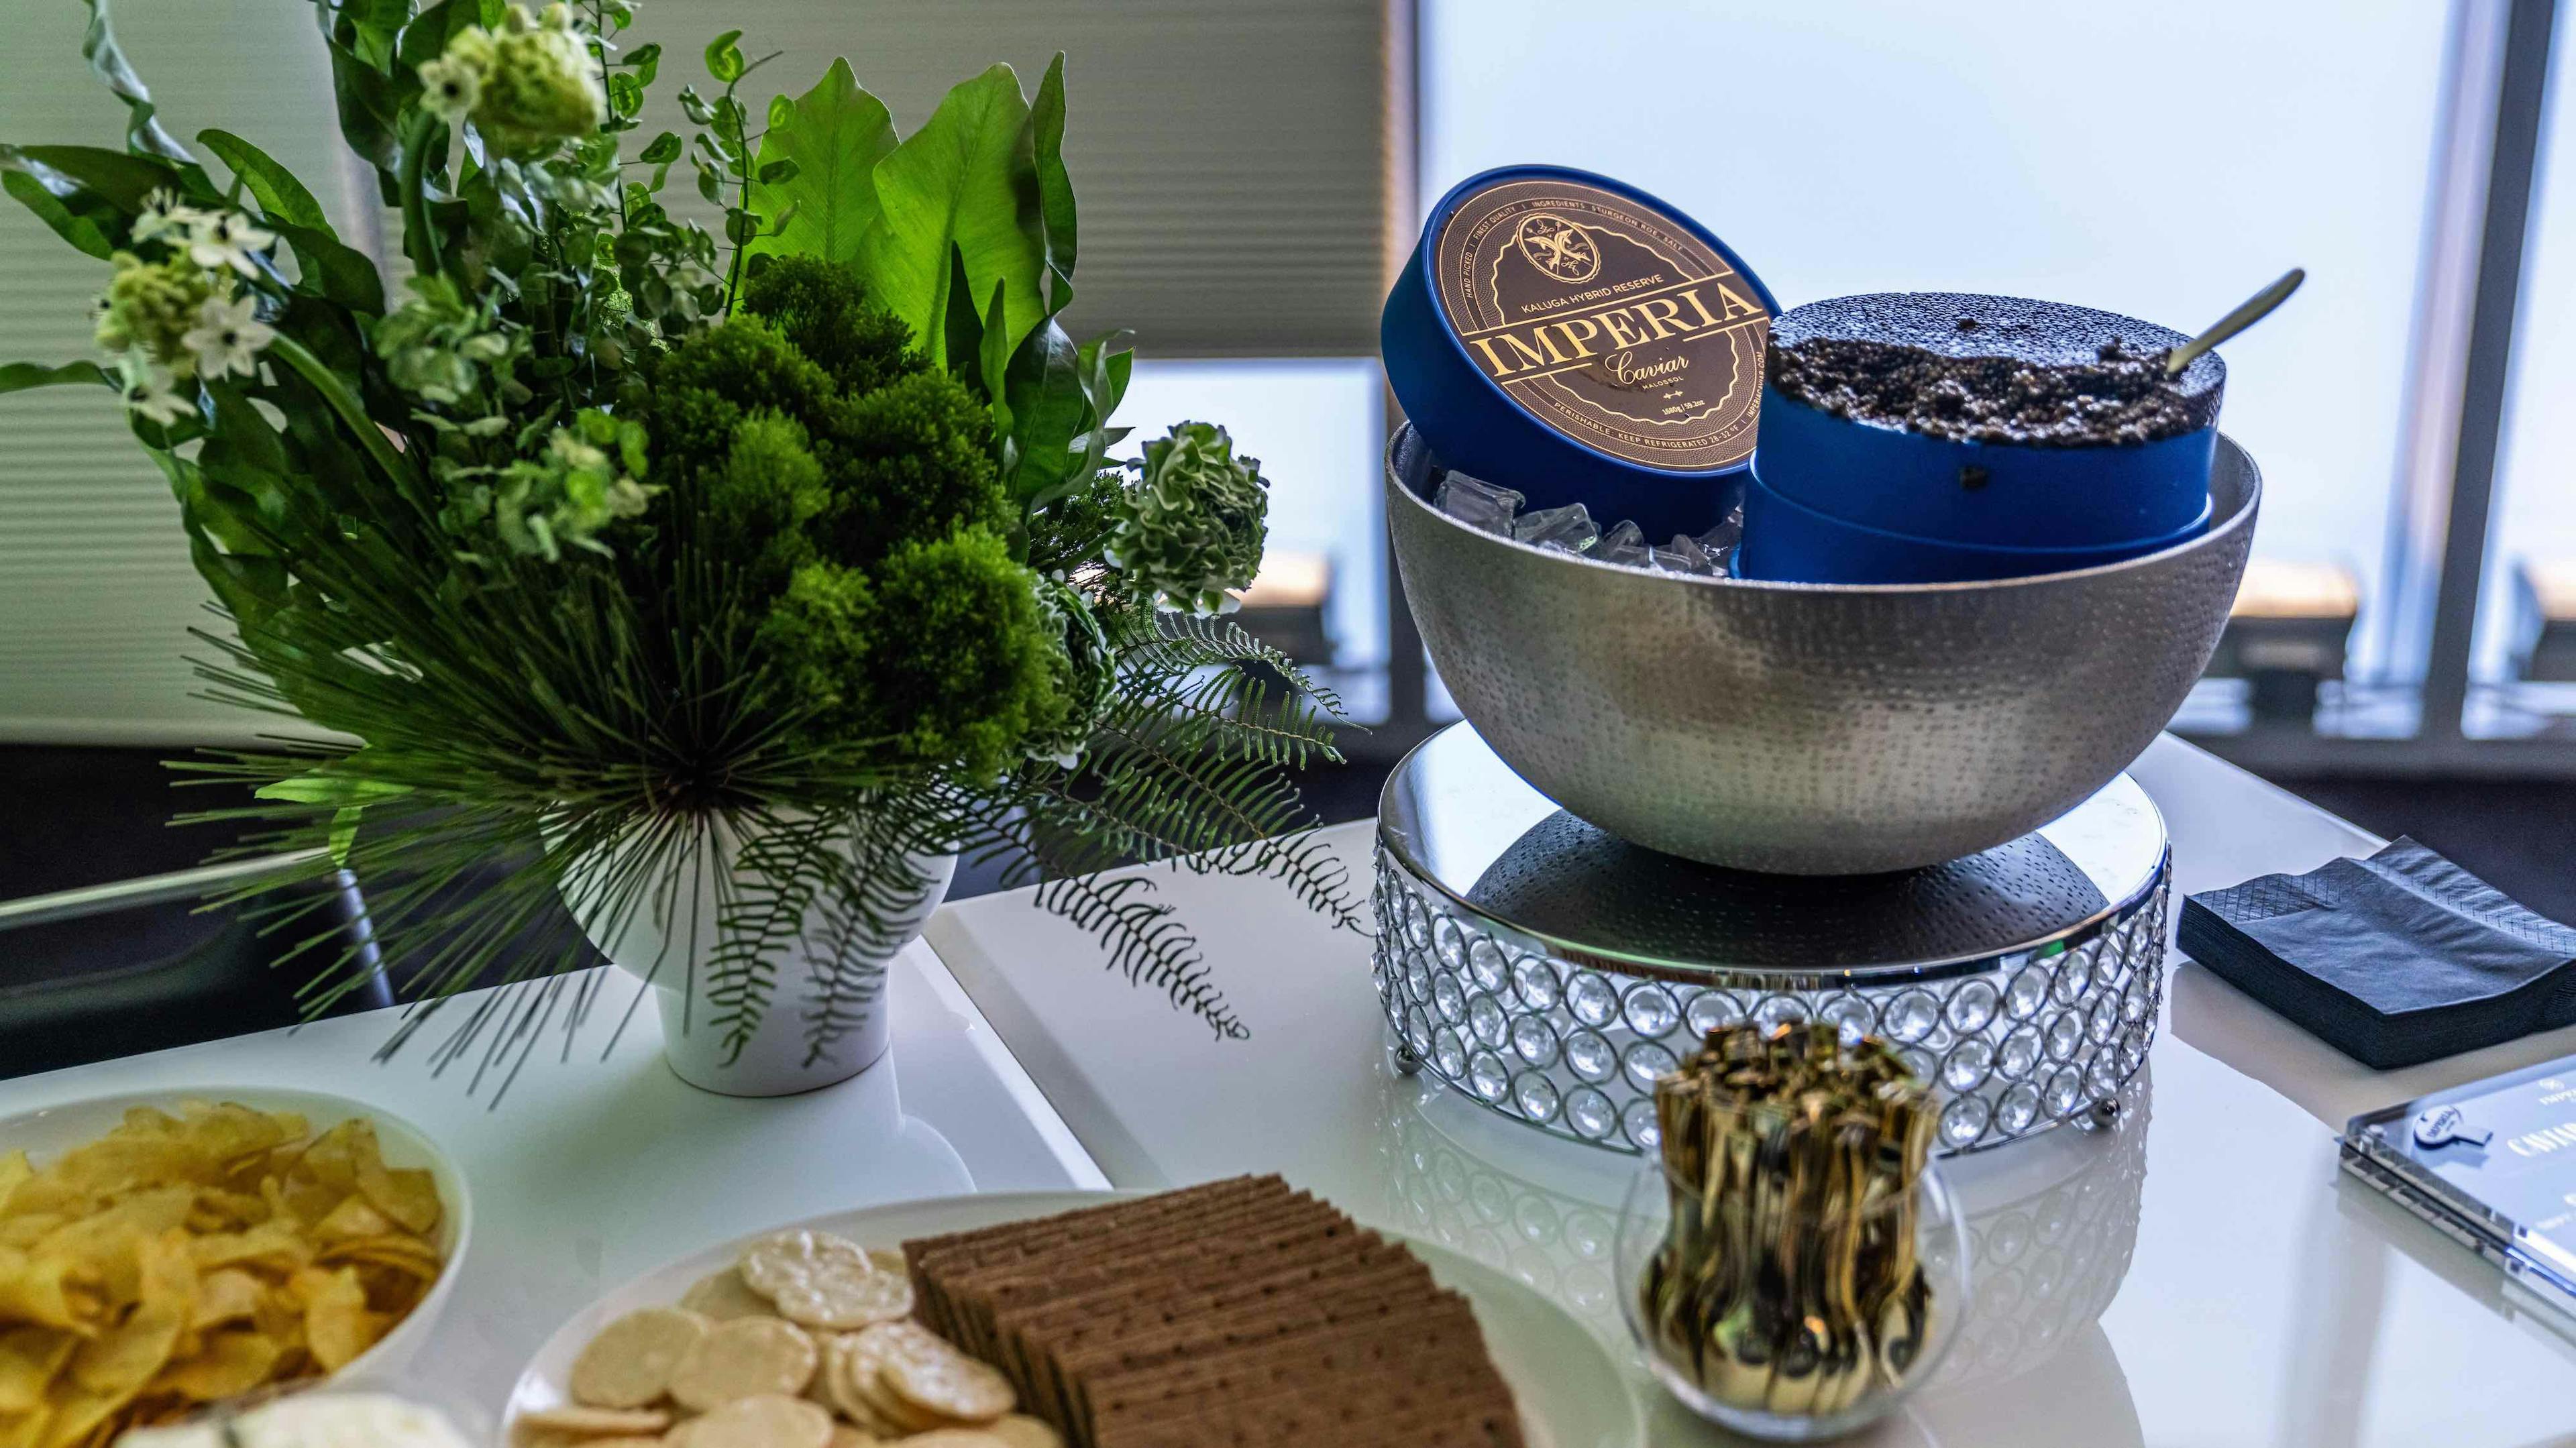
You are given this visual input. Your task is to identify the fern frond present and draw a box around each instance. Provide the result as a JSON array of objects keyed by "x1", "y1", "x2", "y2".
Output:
[{"x1": 1031, "y1": 869, "x2": 1247, "y2": 1040}]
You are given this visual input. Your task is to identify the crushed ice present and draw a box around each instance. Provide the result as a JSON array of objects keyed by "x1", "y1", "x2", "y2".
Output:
[{"x1": 1433, "y1": 469, "x2": 1739, "y2": 577}]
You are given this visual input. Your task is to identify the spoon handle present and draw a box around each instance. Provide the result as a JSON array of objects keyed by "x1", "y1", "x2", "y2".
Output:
[{"x1": 2166, "y1": 268, "x2": 2305, "y2": 376}]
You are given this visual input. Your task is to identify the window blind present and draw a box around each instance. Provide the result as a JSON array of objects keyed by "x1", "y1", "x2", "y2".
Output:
[{"x1": 0, "y1": 1, "x2": 362, "y2": 744}]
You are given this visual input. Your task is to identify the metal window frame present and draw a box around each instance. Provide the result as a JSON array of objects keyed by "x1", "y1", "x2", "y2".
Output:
[{"x1": 1367, "y1": 0, "x2": 2575, "y2": 779}]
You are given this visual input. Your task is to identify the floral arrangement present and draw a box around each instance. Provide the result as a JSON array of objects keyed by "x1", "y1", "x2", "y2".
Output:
[{"x1": 0, "y1": 0, "x2": 1358, "y2": 1076}]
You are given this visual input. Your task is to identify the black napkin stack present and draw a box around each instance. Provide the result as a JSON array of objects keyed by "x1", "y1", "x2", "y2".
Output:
[{"x1": 2180, "y1": 837, "x2": 2576, "y2": 1069}]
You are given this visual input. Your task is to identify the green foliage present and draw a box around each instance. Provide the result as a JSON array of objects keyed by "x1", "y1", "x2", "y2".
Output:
[
  {"x1": 739, "y1": 254, "x2": 918, "y2": 396},
  {"x1": 769, "y1": 530, "x2": 1071, "y2": 779},
  {"x1": 1026, "y1": 465, "x2": 1124, "y2": 579},
  {"x1": 744, "y1": 59, "x2": 897, "y2": 270},
  {"x1": 855, "y1": 64, "x2": 1049, "y2": 373},
  {"x1": 0, "y1": 360, "x2": 112, "y2": 393},
  {"x1": 647, "y1": 315, "x2": 837, "y2": 462},
  {"x1": 79, "y1": 0, "x2": 207, "y2": 176},
  {"x1": 652, "y1": 267, "x2": 1038, "y2": 775},
  {"x1": 816, "y1": 368, "x2": 1007, "y2": 561},
  {"x1": 653, "y1": 269, "x2": 1003, "y2": 569},
  {"x1": 468, "y1": 408, "x2": 655, "y2": 561},
  {"x1": 0, "y1": 7, "x2": 1355, "y2": 1082},
  {"x1": 709, "y1": 412, "x2": 828, "y2": 588}
]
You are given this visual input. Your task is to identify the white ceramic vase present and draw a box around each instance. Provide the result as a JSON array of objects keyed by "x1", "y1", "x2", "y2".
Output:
[{"x1": 557, "y1": 813, "x2": 956, "y2": 1097}]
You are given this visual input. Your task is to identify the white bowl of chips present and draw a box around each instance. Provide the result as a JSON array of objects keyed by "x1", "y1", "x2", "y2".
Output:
[{"x1": 0, "y1": 1089, "x2": 470, "y2": 1445}]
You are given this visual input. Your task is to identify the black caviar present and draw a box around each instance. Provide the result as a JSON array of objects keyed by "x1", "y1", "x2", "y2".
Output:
[{"x1": 1764, "y1": 292, "x2": 2222, "y2": 448}]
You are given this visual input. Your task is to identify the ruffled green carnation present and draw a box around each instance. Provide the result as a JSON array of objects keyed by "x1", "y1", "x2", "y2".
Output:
[
  {"x1": 94, "y1": 251, "x2": 215, "y2": 376},
  {"x1": 1105, "y1": 421, "x2": 1270, "y2": 614}
]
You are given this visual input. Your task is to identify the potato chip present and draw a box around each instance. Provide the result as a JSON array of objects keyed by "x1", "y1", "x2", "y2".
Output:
[
  {"x1": 182, "y1": 1192, "x2": 267, "y2": 1236},
  {"x1": 0, "y1": 1328, "x2": 72, "y2": 1414},
  {"x1": 186, "y1": 1272, "x2": 260, "y2": 1333},
  {"x1": 0, "y1": 1408, "x2": 48, "y2": 1448},
  {"x1": 355, "y1": 1166, "x2": 441, "y2": 1239},
  {"x1": 36, "y1": 1188, "x2": 196, "y2": 1305},
  {"x1": 171, "y1": 1107, "x2": 293, "y2": 1169},
  {"x1": 42, "y1": 1231, "x2": 192, "y2": 1448},
  {"x1": 320, "y1": 1231, "x2": 438, "y2": 1262},
  {"x1": 310, "y1": 1197, "x2": 396, "y2": 1247},
  {"x1": 1, "y1": 1105, "x2": 443, "y2": 1444},
  {"x1": 13, "y1": 1137, "x2": 205, "y2": 1216},
  {"x1": 0, "y1": 1154, "x2": 29, "y2": 1215},
  {"x1": 149, "y1": 1331, "x2": 281, "y2": 1403},
  {"x1": 187, "y1": 1222, "x2": 309, "y2": 1276},
  {"x1": 67, "y1": 1233, "x2": 189, "y2": 1395},
  {"x1": 289, "y1": 1268, "x2": 382, "y2": 1374},
  {"x1": 0, "y1": 1250, "x2": 88, "y2": 1333},
  {"x1": 0, "y1": 1218, "x2": 56, "y2": 1254},
  {"x1": 287, "y1": 1123, "x2": 369, "y2": 1198}
]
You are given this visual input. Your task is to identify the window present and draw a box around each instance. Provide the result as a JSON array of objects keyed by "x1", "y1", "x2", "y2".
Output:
[
  {"x1": 2473, "y1": 0, "x2": 2576, "y2": 737},
  {"x1": 1420, "y1": 0, "x2": 2466, "y2": 742}
]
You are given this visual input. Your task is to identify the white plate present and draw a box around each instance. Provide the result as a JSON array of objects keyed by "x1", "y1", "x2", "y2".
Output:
[
  {"x1": 0, "y1": 1087, "x2": 472, "y2": 1390},
  {"x1": 507, "y1": 1190, "x2": 1639, "y2": 1448}
]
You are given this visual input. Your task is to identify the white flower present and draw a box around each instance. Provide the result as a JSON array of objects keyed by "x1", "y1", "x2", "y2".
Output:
[
  {"x1": 419, "y1": 53, "x2": 484, "y2": 123},
  {"x1": 180, "y1": 294, "x2": 275, "y2": 381},
  {"x1": 129, "y1": 188, "x2": 209, "y2": 246},
  {"x1": 184, "y1": 211, "x2": 276, "y2": 279},
  {"x1": 117, "y1": 357, "x2": 193, "y2": 426}
]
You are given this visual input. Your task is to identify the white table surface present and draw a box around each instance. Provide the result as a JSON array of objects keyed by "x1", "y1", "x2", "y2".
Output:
[
  {"x1": 925, "y1": 733, "x2": 2576, "y2": 1448},
  {"x1": 0, "y1": 942, "x2": 1107, "y2": 1416}
]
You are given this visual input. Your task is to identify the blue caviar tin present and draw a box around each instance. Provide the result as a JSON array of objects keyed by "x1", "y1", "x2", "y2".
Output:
[
  {"x1": 1738, "y1": 465, "x2": 2214, "y2": 584},
  {"x1": 1382, "y1": 166, "x2": 1780, "y2": 540},
  {"x1": 1754, "y1": 293, "x2": 2224, "y2": 552}
]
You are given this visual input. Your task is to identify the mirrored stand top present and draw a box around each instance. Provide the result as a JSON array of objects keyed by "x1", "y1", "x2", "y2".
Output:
[{"x1": 1379, "y1": 722, "x2": 2167, "y2": 981}]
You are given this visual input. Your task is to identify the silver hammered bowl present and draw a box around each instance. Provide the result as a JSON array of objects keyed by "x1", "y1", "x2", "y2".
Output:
[{"x1": 1387, "y1": 423, "x2": 2259, "y2": 874}]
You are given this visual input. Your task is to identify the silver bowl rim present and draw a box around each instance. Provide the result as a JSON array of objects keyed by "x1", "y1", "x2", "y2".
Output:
[{"x1": 1385, "y1": 421, "x2": 2261, "y2": 596}]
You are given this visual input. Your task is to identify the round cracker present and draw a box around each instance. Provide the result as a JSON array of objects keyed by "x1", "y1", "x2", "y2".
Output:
[
  {"x1": 678, "y1": 1394, "x2": 831, "y2": 1448},
  {"x1": 668, "y1": 1317, "x2": 818, "y2": 1412},
  {"x1": 883, "y1": 1347, "x2": 1015, "y2": 1425},
  {"x1": 804, "y1": 1333, "x2": 849, "y2": 1407},
  {"x1": 842, "y1": 1327, "x2": 948, "y2": 1433},
  {"x1": 817, "y1": 1335, "x2": 888, "y2": 1432},
  {"x1": 863, "y1": 1321, "x2": 1013, "y2": 1425},
  {"x1": 568, "y1": 1307, "x2": 710, "y2": 1409},
  {"x1": 894, "y1": 1432, "x2": 1012, "y2": 1448},
  {"x1": 989, "y1": 1416, "x2": 1064, "y2": 1448},
  {"x1": 517, "y1": 1404, "x2": 674, "y2": 1436},
  {"x1": 770, "y1": 1262, "x2": 912, "y2": 1331},
  {"x1": 865, "y1": 1247, "x2": 907, "y2": 1275},
  {"x1": 680, "y1": 1268, "x2": 780, "y2": 1323},
  {"x1": 739, "y1": 1230, "x2": 872, "y2": 1298},
  {"x1": 828, "y1": 1429, "x2": 889, "y2": 1448}
]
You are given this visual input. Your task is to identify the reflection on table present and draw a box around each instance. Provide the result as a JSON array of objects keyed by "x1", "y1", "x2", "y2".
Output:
[{"x1": 1373, "y1": 1054, "x2": 2151, "y2": 1408}]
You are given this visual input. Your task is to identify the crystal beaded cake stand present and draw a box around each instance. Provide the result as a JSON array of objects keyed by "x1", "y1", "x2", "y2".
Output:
[{"x1": 1373, "y1": 723, "x2": 2171, "y2": 1156}]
